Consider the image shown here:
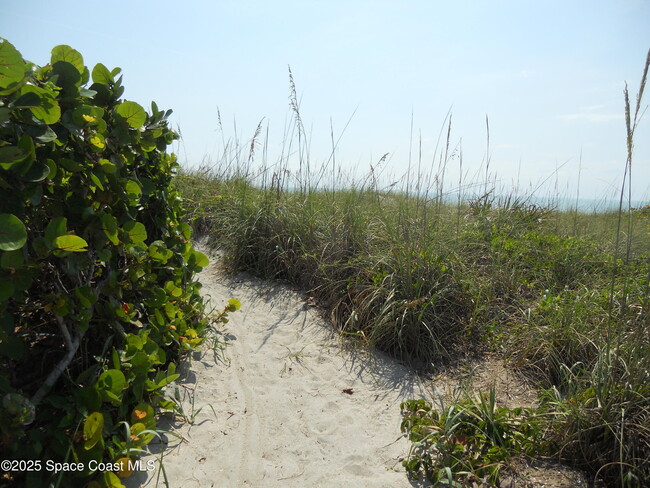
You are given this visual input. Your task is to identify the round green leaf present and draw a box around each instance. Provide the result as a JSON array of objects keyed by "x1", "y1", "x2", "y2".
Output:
[
  {"x1": 75, "y1": 387, "x2": 102, "y2": 412},
  {"x1": 21, "y1": 85, "x2": 61, "y2": 124},
  {"x1": 0, "y1": 146, "x2": 27, "y2": 170},
  {"x1": 227, "y1": 298, "x2": 242, "y2": 312},
  {"x1": 12, "y1": 91, "x2": 41, "y2": 107},
  {"x1": 53, "y1": 234, "x2": 88, "y2": 252},
  {"x1": 89, "y1": 133, "x2": 105, "y2": 150},
  {"x1": 98, "y1": 369, "x2": 125, "y2": 395},
  {"x1": 83, "y1": 411, "x2": 104, "y2": 450},
  {"x1": 102, "y1": 471, "x2": 126, "y2": 488},
  {"x1": 91, "y1": 63, "x2": 113, "y2": 85},
  {"x1": 27, "y1": 124, "x2": 58, "y2": 143},
  {"x1": 22, "y1": 161, "x2": 50, "y2": 182},
  {"x1": 51, "y1": 45, "x2": 84, "y2": 75},
  {"x1": 0, "y1": 214, "x2": 27, "y2": 251},
  {"x1": 51, "y1": 61, "x2": 81, "y2": 91},
  {"x1": 116, "y1": 101, "x2": 146, "y2": 129},
  {"x1": 125, "y1": 180, "x2": 142, "y2": 203},
  {"x1": 123, "y1": 221, "x2": 147, "y2": 244},
  {"x1": 164, "y1": 281, "x2": 182, "y2": 298},
  {"x1": 100, "y1": 213, "x2": 119, "y2": 245},
  {"x1": 193, "y1": 250, "x2": 209, "y2": 268},
  {"x1": 45, "y1": 217, "x2": 67, "y2": 248},
  {"x1": 0, "y1": 38, "x2": 25, "y2": 89},
  {"x1": 14, "y1": 134, "x2": 35, "y2": 172}
]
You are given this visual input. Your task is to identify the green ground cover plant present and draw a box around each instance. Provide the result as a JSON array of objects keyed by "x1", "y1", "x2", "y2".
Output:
[
  {"x1": 0, "y1": 39, "x2": 236, "y2": 487},
  {"x1": 177, "y1": 53, "x2": 649, "y2": 486},
  {"x1": 400, "y1": 391, "x2": 544, "y2": 486}
]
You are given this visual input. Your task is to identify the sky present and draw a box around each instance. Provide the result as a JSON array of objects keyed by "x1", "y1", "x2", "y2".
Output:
[{"x1": 3, "y1": 0, "x2": 650, "y2": 205}]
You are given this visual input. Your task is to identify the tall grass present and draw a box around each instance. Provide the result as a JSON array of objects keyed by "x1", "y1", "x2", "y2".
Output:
[{"x1": 177, "y1": 54, "x2": 649, "y2": 486}]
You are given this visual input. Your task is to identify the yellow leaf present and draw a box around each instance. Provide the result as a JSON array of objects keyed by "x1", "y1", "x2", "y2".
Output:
[{"x1": 115, "y1": 457, "x2": 133, "y2": 479}]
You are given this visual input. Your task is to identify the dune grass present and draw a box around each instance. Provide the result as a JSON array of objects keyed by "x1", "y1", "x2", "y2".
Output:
[{"x1": 175, "y1": 54, "x2": 649, "y2": 486}]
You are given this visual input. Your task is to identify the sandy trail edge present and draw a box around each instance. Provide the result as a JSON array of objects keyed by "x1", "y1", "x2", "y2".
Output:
[{"x1": 126, "y1": 249, "x2": 433, "y2": 488}]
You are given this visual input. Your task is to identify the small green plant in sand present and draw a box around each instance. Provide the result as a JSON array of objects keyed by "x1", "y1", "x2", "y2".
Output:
[{"x1": 400, "y1": 389, "x2": 545, "y2": 486}]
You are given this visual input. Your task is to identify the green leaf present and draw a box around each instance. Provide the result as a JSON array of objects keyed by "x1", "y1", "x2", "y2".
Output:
[
  {"x1": 89, "y1": 169, "x2": 104, "y2": 189},
  {"x1": 59, "y1": 158, "x2": 83, "y2": 172},
  {"x1": 164, "y1": 281, "x2": 182, "y2": 298},
  {"x1": 227, "y1": 298, "x2": 242, "y2": 312},
  {"x1": 179, "y1": 222, "x2": 192, "y2": 240},
  {"x1": 116, "y1": 101, "x2": 146, "y2": 129},
  {"x1": 0, "y1": 279, "x2": 14, "y2": 301},
  {"x1": 72, "y1": 105, "x2": 105, "y2": 127},
  {"x1": 0, "y1": 38, "x2": 25, "y2": 89},
  {"x1": 51, "y1": 45, "x2": 84, "y2": 75},
  {"x1": 0, "y1": 146, "x2": 27, "y2": 170},
  {"x1": 125, "y1": 179, "x2": 142, "y2": 204},
  {"x1": 193, "y1": 250, "x2": 209, "y2": 268},
  {"x1": 45, "y1": 217, "x2": 67, "y2": 248},
  {"x1": 89, "y1": 133, "x2": 105, "y2": 150},
  {"x1": 98, "y1": 369, "x2": 126, "y2": 395},
  {"x1": 99, "y1": 158, "x2": 116, "y2": 174},
  {"x1": 155, "y1": 373, "x2": 180, "y2": 390},
  {"x1": 139, "y1": 177, "x2": 155, "y2": 196},
  {"x1": 12, "y1": 91, "x2": 41, "y2": 107},
  {"x1": 83, "y1": 411, "x2": 104, "y2": 450},
  {"x1": 1, "y1": 249, "x2": 24, "y2": 268},
  {"x1": 26, "y1": 124, "x2": 58, "y2": 143},
  {"x1": 130, "y1": 351, "x2": 151, "y2": 370},
  {"x1": 100, "y1": 213, "x2": 119, "y2": 245},
  {"x1": 75, "y1": 387, "x2": 101, "y2": 412},
  {"x1": 21, "y1": 85, "x2": 61, "y2": 124},
  {"x1": 91, "y1": 63, "x2": 113, "y2": 85},
  {"x1": 102, "y1": 471, "x2": 126, "y2": 488},
  {"x1": 53, "y1": 234, "x2": 88, "y2": 252},
  {"x1": 148, "y1": 241, "x2": 173, "y2": 263},
  {"x1": 22, "y1": 161, "x2": 50, "y2": 182},
  {"x1": 123, "y1": 221, "x2": 147, "y2": 244},
  {"x1": 79, "y1": 87, "x2": 97, "y2": 98},
  {"x1": 15, "y1": 134, "x2": 35, "y2": 170},
  {"x1": 75, "y1": 286, "x2": 96, "y2": 308},
  {"x1": 0, "y1": 214, "x2": 27, "y2": 251},
  {"x1": 52, "y1": 294, "x2": 71, "y2": 316},
  {"x1": 51, "y1": 61, "x2": 81, "y2": 91}
]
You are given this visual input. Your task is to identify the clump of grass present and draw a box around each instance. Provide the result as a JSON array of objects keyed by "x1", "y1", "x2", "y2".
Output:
[{"x1": 400, "y1": 389, "x2": 545, "y2": 486}]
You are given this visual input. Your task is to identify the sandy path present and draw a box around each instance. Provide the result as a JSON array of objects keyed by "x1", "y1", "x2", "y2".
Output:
[{"x1": 126, "y1": 251, "x2": 432, "y2": 487}]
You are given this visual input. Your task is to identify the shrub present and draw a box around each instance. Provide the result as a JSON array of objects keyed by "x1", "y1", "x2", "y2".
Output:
[{"x1": 0, "y1": 38, "x2": 225, "y2": 487}]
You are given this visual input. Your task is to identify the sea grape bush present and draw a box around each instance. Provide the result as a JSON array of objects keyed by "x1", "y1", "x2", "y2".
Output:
[{"x1": 0, "y1": 38, "x2": 233, "y2": 487}]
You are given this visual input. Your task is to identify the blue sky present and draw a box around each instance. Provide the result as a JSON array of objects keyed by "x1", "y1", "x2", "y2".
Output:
[{"x1": 3, "y1": 0, "x2": 650, "y2": 204}]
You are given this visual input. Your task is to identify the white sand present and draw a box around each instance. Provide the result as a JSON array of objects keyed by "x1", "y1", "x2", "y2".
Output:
[{"x1": 126, "y1": 252, "x2": 432, "y2": 487}]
